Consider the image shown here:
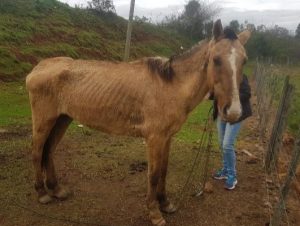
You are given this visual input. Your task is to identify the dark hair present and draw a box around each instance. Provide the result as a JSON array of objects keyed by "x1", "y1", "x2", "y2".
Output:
[
  {"x1": 147, "y1": 57, "x2": 175, "y2": 82},
  {"x1": 223, "y1": 28, "x2": 238, "y2": 40}
]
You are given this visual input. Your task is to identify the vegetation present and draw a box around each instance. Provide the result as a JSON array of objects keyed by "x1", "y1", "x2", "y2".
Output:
[
  {"x1": 87, "y1": 0, "x2": 116, "y2": 14},
  {"x1": 296, "y1": 23, "x2": 300, "y2": 39},
  {"x1": 0, "y1": 0, "x2": 192, "y2": 81},
  {"x1": 160, "y1": 0, "x2": 219, "y2": 41},
  {"x1": 0, "y1": 82, "x2": 31, "y2": 126},
  {"x1": 227, "y1": 20, "x2": 300, "y2": 64},
  {"x1": 284, "y1": 66, "x2": 300, "y2": 134}
]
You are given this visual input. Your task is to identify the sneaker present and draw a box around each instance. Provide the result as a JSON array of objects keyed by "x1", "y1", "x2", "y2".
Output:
[
  {"x1": 212, "y1": 168, "x2": 228, "y2": 180},
  {"x1": 225, "y1": 175, "x2": 237, "y2": 190}
]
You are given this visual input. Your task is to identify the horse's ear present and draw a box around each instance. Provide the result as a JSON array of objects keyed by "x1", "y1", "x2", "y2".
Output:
[
  {"x1": 212, "y1": 19, "x2": 223, "y2": 40},
  {"x1": 238, "y1": 30, "x2": 251, "y2": 45}
]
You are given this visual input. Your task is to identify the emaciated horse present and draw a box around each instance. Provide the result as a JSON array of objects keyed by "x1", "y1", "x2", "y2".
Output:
[{"x1": 26, "y1": 20, "x2": 251, "y2": 226}]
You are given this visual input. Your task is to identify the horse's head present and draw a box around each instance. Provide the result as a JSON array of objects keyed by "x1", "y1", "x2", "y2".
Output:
[{"x1": 206, "y1": 19, "x2": 251, "y2": 123}]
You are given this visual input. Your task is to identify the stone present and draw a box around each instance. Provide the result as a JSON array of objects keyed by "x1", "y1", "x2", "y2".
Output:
[{"x1": 204, "y1": 181, "x2": 213, "y2": 193}]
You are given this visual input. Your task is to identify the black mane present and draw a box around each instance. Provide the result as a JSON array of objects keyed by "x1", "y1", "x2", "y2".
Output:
[
  {"x1": 223, "y1": 28, "x2": 238, "y2": 40},
  {"x1": 147, "y1": 57, "x2": 175, "y2": 82}
]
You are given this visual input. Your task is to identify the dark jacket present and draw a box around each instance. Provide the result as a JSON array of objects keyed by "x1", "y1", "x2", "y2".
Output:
[{"x1": 210, "y1": 74, "x2": 252, "y2": 124}]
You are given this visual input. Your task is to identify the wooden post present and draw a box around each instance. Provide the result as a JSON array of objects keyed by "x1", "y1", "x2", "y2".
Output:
[
  {"x1": 124, "y1": 0, "x2": 135, "y2": 61},
  {"x1": 271, "y1": 130, "x2": 300, "y2": 226},
  {"x1": 265, "y1": 77, "x2": 294, "y2": 172}
]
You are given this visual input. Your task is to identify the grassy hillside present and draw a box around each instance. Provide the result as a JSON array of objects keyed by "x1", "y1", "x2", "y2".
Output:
[{"x1": 0, "y1": 0, "x2": 192, "y2": 81}]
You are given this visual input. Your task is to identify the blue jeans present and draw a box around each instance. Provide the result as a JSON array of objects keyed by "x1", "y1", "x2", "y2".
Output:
[{"x1": 217, "y1": 117, "x2": 241, "y2": 178}]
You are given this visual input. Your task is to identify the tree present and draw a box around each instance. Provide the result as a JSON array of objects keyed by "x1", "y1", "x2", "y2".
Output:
[
  {"x1": 257, "y1": 24, "x2": 266, "y2": 32},
  {"x1": 229, "y1": 20, "x2": 240, "y2": 33},
  {"x1": 296, "y1": 23, "x2": 300, "y2": 38},
  {"x1": 87, "y1": 0, "x2": 116, "y2": 14},
  {"x1": 161, "y1": 0, "x2": 219, "y2": 40},
  {"x1": 246, "y1": 23, "x2": 256, "y2": 32},
  {"x1": 182, "y1": 0, "x2": 219, "y2": 39},
  {"x1": 267, "y1": 25, "x2": 289, "y2": 38}
]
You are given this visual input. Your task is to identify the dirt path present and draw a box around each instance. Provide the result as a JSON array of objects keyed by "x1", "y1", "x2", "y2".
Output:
[{"x1": 0, "y1": 111, "x2": 273, "y2": 226}]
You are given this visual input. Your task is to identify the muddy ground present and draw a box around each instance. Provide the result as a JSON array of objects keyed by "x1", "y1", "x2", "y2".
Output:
[{"x1": 0, "y1": 109, "x2": 299, "y2": 226}]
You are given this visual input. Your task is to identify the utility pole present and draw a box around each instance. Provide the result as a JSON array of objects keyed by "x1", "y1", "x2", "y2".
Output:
[{"x1": 124, "y1": 0, "x2": 135, "y2": 61}]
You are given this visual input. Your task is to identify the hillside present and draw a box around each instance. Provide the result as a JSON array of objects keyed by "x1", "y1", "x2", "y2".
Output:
[{"x1": 0, "y1": 0, "x2": 192, "y2": 81}]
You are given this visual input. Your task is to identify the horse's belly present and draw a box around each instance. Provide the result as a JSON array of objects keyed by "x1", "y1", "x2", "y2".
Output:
[{"x1": 64, "y1": 104, "x2": 144, "y2": 137}]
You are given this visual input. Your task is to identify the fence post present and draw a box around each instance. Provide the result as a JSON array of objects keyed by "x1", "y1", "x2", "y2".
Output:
[
  {"x1": 270, "y1": 131, "x2": 300, "y2": 226},
  {"x1": 265, "y1": 77, "x2": 294, "y2": 172},
  {"x1": 124, "y1": 0, "x2": 135, "y2": 61}
]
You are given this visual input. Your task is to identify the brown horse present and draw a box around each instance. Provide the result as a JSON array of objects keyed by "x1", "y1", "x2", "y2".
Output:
[{"x1": 26, "y1": 20, "x2": 250, "y2": 226}]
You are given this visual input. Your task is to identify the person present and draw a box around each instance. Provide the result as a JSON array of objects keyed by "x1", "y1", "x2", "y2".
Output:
[{"x1": 210, "y1": 74, "x2": 252, "y2": 190}]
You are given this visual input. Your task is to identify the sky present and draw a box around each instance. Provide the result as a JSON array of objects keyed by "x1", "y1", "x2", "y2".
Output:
[
  {"x1": 59, "y1": 0, "x2": 300, "y2": 31},
  {"x1": 62, "y1": 0, "x2": 300, "y2": 10}
]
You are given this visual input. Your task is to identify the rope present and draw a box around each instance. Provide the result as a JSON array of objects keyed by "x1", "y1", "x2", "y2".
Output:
[{"x1": 174, "y1": 106, "x2": 215, "y2": 209}]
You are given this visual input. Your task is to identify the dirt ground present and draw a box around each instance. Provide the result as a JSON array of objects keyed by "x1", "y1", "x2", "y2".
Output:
[{"x1": 0, "y1": 107, "x2": 298, "y2": 226}]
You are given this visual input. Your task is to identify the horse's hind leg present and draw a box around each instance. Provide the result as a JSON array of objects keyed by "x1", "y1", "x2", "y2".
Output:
[
  {"x1": 32, "y1": 115, "x2": 57, "y2": 204},
  {"x1": 44, "y1": 115, "x2": 72, "y2": 200}
]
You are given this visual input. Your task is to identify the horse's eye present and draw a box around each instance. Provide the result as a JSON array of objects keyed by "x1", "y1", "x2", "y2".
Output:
[{"x1": 213, "y1": 57, "x2": 221, "y2": 66}]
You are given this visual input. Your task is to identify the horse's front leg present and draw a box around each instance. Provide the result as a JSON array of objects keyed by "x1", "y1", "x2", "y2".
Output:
[
  {"x1": 146, "y1": 135, "x2": 168, "y2": 226},
  {"x1": 157, "y1": 138, "x2": 176, "y2": 214}
]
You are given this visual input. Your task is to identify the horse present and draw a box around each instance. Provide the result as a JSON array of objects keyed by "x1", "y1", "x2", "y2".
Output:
[{"x1": 26, "y1": 19, "x2": 251, "y2": 226}]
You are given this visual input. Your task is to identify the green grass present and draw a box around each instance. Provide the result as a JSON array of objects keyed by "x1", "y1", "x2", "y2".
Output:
[
  {"x1": 254, "y1": 63, "x2": 300, "y2": 135},
  {"x1": 176, "y1": 101, "x2": 216, "y2": 143},
  {"x1": 0, "y1": 82, "x2": 31, "y2": 126},
  {"x1": 287, "y1": 66, "x2": 300, "y2": 133},
  {"x1": 0, "y1": 0, "x2": 192, "y2": 81}
]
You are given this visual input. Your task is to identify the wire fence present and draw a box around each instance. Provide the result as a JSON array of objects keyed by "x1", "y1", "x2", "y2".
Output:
[{"x1": 253, "y1": 61, "x2": 300, "y2": 226}]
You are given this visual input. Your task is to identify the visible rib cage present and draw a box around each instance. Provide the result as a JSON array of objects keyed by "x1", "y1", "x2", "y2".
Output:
[{"x1": 25, "y1": 20, "x2": 251, "y2": 226}]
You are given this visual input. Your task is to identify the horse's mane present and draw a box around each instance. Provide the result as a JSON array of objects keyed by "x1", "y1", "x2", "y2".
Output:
[
  {"x1": 146, "y1": 40, "x2": 208, "y2": 82},
  {"x1": 146, "y1": 57, "x2": 174, "y2": 82},
  {"x1": 223, "y1": 27, "x2": 238, "y2": 40}
]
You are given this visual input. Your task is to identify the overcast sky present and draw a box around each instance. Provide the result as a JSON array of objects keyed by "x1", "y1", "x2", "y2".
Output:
[
  {"x1": 59, "y1": 0, "x2": 300, "y2": 31},
  {"x1": 61, "y1": 0, "x2": 300, "y2": 10}
]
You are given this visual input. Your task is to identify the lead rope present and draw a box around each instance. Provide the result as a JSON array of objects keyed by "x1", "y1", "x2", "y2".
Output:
[{"x1": 174, "y1": 106, "x2": 214, "y2": 210}]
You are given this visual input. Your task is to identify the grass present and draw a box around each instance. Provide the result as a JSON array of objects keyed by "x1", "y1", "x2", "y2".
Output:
[
  {"x1": 285, "y1": 65, "x2": 300, "y2": 133},
  {"x1": 176, "y1": 101, "x2": 216, "y2": 143},
  {"x1": 0, "y1": 0, "x2": 192, "y2": 81},
  {"x1": 0, "y1": 82, "x2": 31, "y2": 126},
  {"x1": 253, "y1": 63, "x2": 300, "y2": 135}
]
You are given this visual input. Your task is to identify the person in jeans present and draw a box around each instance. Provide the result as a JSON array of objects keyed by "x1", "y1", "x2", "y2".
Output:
[{"x1": 211, "y1": 74, "x2": 252, "y2": 190}]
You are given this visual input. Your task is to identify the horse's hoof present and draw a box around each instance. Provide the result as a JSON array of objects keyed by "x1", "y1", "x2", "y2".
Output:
[
  {"x1": 53, "y1": 186, "x2": 71, "y2": 200},
  {"x1": 160, "y1": 202, "x2": 177, "y2": 214},
  {"x1": 38, "y1": 194, "x2": 53, "y2": 204},
  {"x1": 151, "y1": 217, "x2": 166, "y2": 226}
]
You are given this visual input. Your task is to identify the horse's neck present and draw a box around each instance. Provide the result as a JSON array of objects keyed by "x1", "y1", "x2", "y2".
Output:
[{"x1": 172, "y1": 44, "x2": 210, "y2": 113}]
